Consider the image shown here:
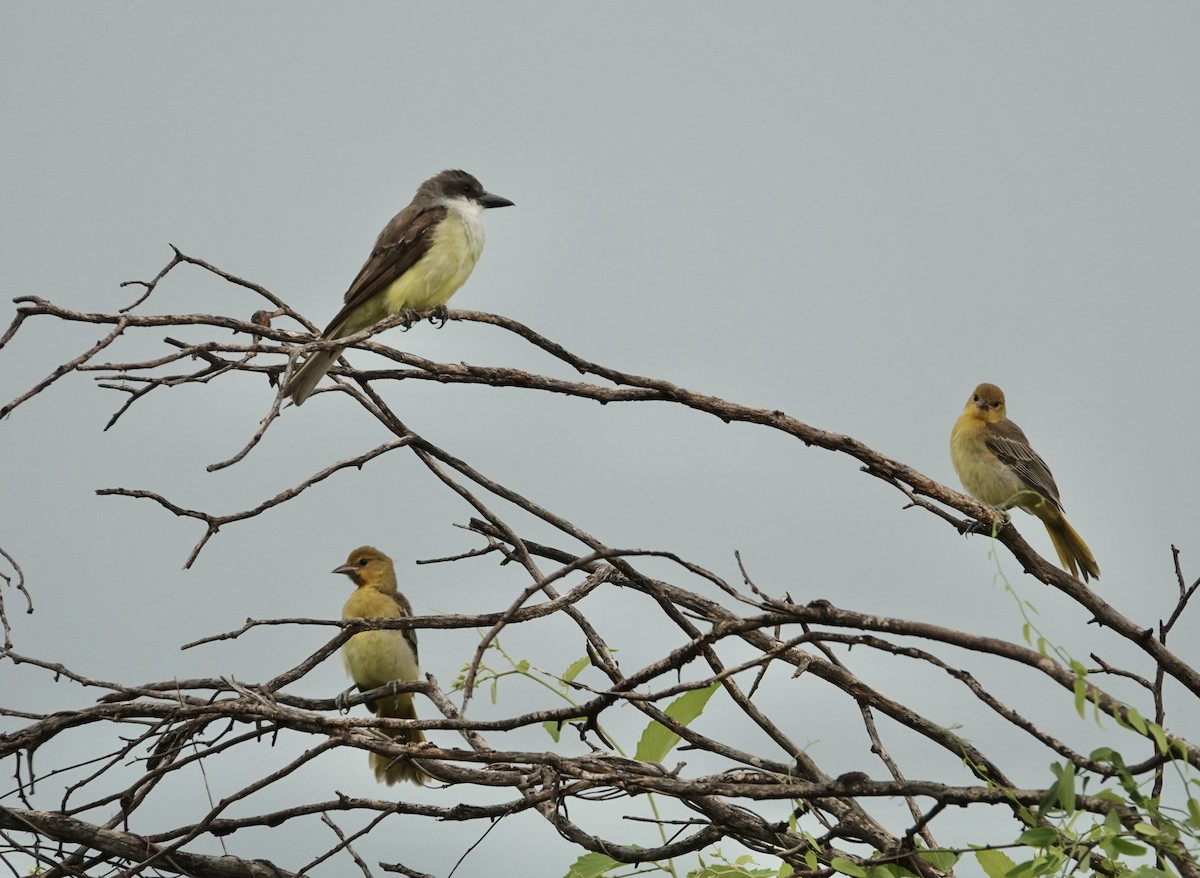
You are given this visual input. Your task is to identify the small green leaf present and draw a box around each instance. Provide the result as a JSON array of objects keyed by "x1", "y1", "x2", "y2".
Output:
[
  {"x1": 635, "y1": 682, "x2": 720, "y2": 763},
  {"x1": 1104, "y1": 809, "x2": 1122, "y2": 833},
  {"x1": 1072, "y1": 677, "x2": 1086, "y2": 718},
  {"x1": 830, "y1": 858, "x2": 868, "y2": 878},
  {"x1": 516, "y1": 659, "x2": 530, "y2": 673},
  {"x1": 975, "y1": 849, "x2": 1016, "y2": 878},
  {"x1": 1125, "y1": 707, "x2": 1147, "y2": 735},
  {"x1": 1187, "y1": 797, "x2": 1200, "y2": 829},
  {"x1": 1148, "y1": 722, "x2": 1169, "y2": 756},
  {"x1": 1017, "y1": 827, "x2": 1057, "y2": 847},
  {"x1": 916, "y1": 850, "x2": 958, "y2": 870},
  {"x1": 562, "y1": 655, "x2": 591, "y2": 684},
  {"x1": 1055, "y1": 760, "x2": 1076, "y2": 815},
  {"x1": 1006, "y1": 860, "x2": 1034, "y2": 878},
  {"x1": 564, "y1": 851, "x2": 622, "y2": 878},
  {"x1": 1109, "y1": 837, "x2": 1147, "y2": 856}
]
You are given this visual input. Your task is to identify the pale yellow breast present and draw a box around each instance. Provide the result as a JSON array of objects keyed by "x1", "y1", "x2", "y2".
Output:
[
  {"x1": 342, "y1": 588, "x2": 419, "y2": 689},
  {"x1": 950, "y1": 416, "x2": 1025, "y2": 507},
  {"x1": 342, "y1": 629, "x2": 419, "y2": 689},
  {"x1": 381, "y1": 207, "x2": 485, "y2": 313}
]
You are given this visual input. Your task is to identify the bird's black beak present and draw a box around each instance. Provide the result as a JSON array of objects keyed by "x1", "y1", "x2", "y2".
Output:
[
  {"x1": 331, "y1": 564, "x2": 355, "y2": 576},
  {"x1": 478, "y1": 192, "x2": 514, "y2": 209}
]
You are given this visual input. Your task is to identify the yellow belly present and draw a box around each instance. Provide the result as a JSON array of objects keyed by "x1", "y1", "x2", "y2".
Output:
[
  {"x1": 381, "y1": 209, "x2": 485, "y2": 313},
  {"x1": 950, "y1": 419, "x2": 1025, "y2": 507},
  {"x1": 341, "y1": 587, "x2": 419, "y2": 689},
  {"x1": 342, "y1": 629, "x2": 419, "y2": 690}
]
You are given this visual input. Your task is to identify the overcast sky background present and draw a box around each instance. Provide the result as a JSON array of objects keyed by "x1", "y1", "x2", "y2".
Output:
[{"x1": 3, "y1": 5, "x2": 1199, "y2": 876}]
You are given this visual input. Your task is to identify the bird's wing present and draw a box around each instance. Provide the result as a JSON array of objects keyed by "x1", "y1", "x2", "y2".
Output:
[
  {"x1": 320, "y1": 204, "x2": 448, "y2": 336},
  {"x1": 386, "y1": 590, "x2": 420, "y2": 665},
  {"x1": 984, "y1": 420, "x2": 1063, "y2": 508}
]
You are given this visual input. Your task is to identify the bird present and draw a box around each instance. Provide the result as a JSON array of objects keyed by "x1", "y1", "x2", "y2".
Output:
[
  {"x1": 950, "y1": 382, "x2": 1100, "y2": 582},
  {"x1": 286, "y1": 169, "x2": 514, "y2": 404},
  {"x1": 334, "y1": 545, "x2": 428, "y2": 785}
]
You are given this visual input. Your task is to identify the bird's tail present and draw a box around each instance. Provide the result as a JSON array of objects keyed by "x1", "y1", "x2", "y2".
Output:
[
  {"x1": 370, "y1": 692, "x2": 429, "y2": 786},
  {"x1": 1037, "y1": 506, "x2": 1100, "y2": 583},
  {"x1": 285, "y1": 345, "x2": 345, "y2": 406}
]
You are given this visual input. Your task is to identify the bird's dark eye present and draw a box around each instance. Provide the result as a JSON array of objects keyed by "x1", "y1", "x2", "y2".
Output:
[
  {"x1": 357, "y1": 559, "x2": 369, "y2": 567},
  {"x1": 990, "y1": 401, "x2": 1000, "y2": 408}
]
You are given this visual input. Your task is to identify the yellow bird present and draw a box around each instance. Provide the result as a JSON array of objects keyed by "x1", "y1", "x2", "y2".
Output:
[
  {"x1": 286, "y1": 169, "x2": 513, "y2": 405},
  {"x1": 334, "y1": 546, "x2": 428, "y2": 785},
  {"x1": 950, "y1": 383, "x2": 1100, "y2": 582}
]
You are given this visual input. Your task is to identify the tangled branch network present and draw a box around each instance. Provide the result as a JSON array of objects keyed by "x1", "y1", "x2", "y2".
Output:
[{"x1": 1, "y1": 249, "x2": 1198, "y2": 877}]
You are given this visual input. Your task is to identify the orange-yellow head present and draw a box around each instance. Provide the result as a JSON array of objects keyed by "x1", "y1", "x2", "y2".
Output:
[
  {"x1": 332, "y1": 546, "x2": 397, "y2": 591},
  {"x1": 963, "y1": 382, "x2": 1007, "y2": 424}
]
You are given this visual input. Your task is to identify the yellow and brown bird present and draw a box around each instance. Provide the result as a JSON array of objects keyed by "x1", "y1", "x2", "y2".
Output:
[
  {"x1": 285, "y1": 169, "x2": 513, "y2": 405},
  {"x1": 950, "y1": 383, "x2": 1100, "y2": 582},
  {"x1": 334, "y1": 546, "x2": 428, "y2": 785}
]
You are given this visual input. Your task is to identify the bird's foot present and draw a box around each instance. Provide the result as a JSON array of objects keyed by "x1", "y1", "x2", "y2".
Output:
[
  {"x1": 334, "y1": 686, "x2": 356, "y2": 714},
  {"x1": 958, "y1": 518, "x2": 987, "y2": 536},
  {"x1": 431, "y1": 306, "x2": 450, "y2": 327},
  {"x1": 958, "y1": 508, "x2": 1009, "y2": 536},
  {"x1": 399, "y1": 309, "x2": 422, "y2": 330}
]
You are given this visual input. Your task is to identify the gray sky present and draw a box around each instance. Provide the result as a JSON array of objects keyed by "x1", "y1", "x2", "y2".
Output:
[{"x1": 3, "y1": 4, "x2": 1199, "y2": 875}]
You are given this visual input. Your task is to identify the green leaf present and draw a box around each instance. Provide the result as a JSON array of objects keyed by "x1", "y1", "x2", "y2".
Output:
[
  {"x1": 691, "y1": 865, "x2": 777, "y2": 877},
  {"x1": 516, "y1": 659, "x2": 530, "y2": 673},
  {"x1": 1005, "y1": 860, "x2": 1033, "y2": 878},
  {"x1": 1017, "y1": 827, "x2": 1057, "y2": 847},
  {"x1": 562, "y1": 655, "x2": 591, "y2": 684},
  {"x1": 635, "y1": 682, "x2": 720, "y2": 763},
  {"x1": 1109, "y1": 837, "x2": 1147, "y2": 856},
  {"x1": 1072, "y1": 677, "x2": 1086, "y2": 718},
  {"x1": 1055, "y1": 760, "x2": 1076, "y2": 815},
  {"x1": 1125, "y1": 707, "x2": 1147, "y2": 735},
  {"x1": 975, "y1": 849, "x2": 1017, "y2": 878},
  {"x1": 1104, "y1": 809, "x2": 1122, "y2": 833},
  {"x1": 916, "y1": 850, "x2": 958, "y2": 870},
  {"x1": 1148, "y1": 722, "x2": 1169, "y2": 756},
  {"x1": 830, "y1": 858, "x2": 868, "y2": 878},
  {"x1": 1187, "y1": 797, "x2": 1200, "y2": 829},
  {"x1": 565, "y1": 851, "x2": 622, "y2": 878}
]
